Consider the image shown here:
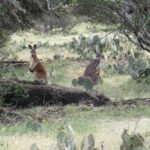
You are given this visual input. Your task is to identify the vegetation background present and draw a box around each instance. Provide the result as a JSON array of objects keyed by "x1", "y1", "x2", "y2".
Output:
[{"x1": 0, "y1": 0, "x2": 150, "y2": 149}]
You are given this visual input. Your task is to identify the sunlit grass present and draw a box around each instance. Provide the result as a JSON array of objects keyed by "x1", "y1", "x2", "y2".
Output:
[
  {"x1": 1, "y1": 21, "x2": 150, "y2": 150},
  {"x1": 0, "y1": 105, "x2": 150, "y2": 150},
  {"x1": 8, "y1": 22, "x2": 117, "y2": 61},
  {"x1": 11, "y1": 59, "x2": 150, "y2": 100},
  {"x1": 70, "y1": 22, "x2": 117, "y2": 34},
  {"x1": 100, "y1": 75, "x2": 150, "y2": 100}
]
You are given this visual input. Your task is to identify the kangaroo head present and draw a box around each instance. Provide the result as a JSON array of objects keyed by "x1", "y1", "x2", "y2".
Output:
[
  {"x1": 29, "y1": 44, "x2": 37, "y2": 57},
  {"x1": 28, "y1": 44, "x2": 38, "y2": 72},
  {"x1": 94, "y1": 53, "x2": 101, "y2": 66}
]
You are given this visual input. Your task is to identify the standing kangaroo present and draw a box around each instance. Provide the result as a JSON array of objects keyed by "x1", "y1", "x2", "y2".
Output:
[
  {"x1": 29, "y1": 44, "x2": 48, "y2": 84},
  {"x1": 84, "y1": 52, "x2": 101, "y2": 85}
]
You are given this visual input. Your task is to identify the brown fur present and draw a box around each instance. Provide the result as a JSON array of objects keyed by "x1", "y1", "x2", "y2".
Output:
[
  {"x1": 29, "y1": 44, "x2": 47, "y2": 83},
  {"x1": 32, "y1": 63, "x2": 47, "y2": 81},
  {"x1": 84, "y1": 55, "x2": 101, "y2": 85}
]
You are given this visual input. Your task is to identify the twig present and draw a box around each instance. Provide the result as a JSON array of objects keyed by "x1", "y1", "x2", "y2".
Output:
[{"x1": 99, "y1": 28, "x2": 119, "y2": 41}]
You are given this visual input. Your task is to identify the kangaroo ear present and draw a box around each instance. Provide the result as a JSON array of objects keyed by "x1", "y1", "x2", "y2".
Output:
[
  {"x1": 28, "y1": 44, "x2": 32, "y2": 49},
  {"x1": 33, "y1": 44, "x2": 37, "y2": 49}
]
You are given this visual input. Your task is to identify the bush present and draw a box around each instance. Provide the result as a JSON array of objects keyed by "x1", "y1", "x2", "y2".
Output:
[
  {"x1": 2, "y1": 84, "x2": 29, "y2": 107},
  {"x1": 120, "y1": 129, "x2": 145, "y2": 150},
  {"x1": 72, "y1": 76, "x2": 93, "y2": 91}
]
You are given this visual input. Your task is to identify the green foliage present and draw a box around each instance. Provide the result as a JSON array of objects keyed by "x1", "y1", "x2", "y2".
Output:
[
  {"x1": 0, "y1": 48, "x2": 17, "y2": 78},
  {"x1": 0, "y1": 82, "x2": 29, "y2": 107},
  {"x1": 30, "y1": 143, "x2": 40, "y2": 150},
  {"x1": 26, "y1": 121, "x2": 42, "y2": 132},
  {"x1": 120, "y1": 129, "x2": 145, "y2": 150},
  {"x1": 55, "y1": 125, "x2": 98, "y2": 150},
  {"x1": 127, "y1": 56, "x2": 147, "y2": 79},
  {"x1": 10, "y1": 84, "x2": 29, "y2": 106},
  {"x1": 0, "y1": 4, "x2": 6, "y2": 17},
  {"x1": 102, "y1": 35, "x2": 150, "y2": 82},
  {"x1": 75, "y1": 0, "x2": 114, "y2": 23},
  {"x1": 72, "y1": 76, "x2": 93, "y2": 91},
  {"x1": 68, "y1": 32, "x2": 122, "y2": 60},
  {"x1": 75, "y1": 0, "x2": 150, "y2": 52},
  {"x1": 0, "y1": 141, "x2": 8, "y2": 150},
  {"x1": 78, "y1": 76, "x2": 93, "y2": 91},
  {"x1": 81, "y1": 134, "x2": 98, "y2": 150},
  {"x1": 0, "y1": 0, "x2": 83, "y2": 47},
  {"x1": 68, "y1": 33, "x2": 103, "y2": 59},
  {"x1": 54, "y1": 54, "x2": 62, "y2": 60},
  {"x1": 0, "y1": 85, "x2": 5, "y2": 106},
  {"x1": 55, "y1": 125, "x2": 76, "y2": 150},
  {"x1": 113, "y1": 50, "x2": 150, "y2": 82}
]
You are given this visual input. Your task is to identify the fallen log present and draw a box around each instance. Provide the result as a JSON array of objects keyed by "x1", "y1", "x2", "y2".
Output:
[
  {"x1": 0, "y1": 60, "x2": 29, "y2": 64},
  {"x1": 0, "y1": 79, "x2": 110, "y2": 108},
  {"x1": 1, "y1": 79, "x2": 150, "y2": 108},
  {"x1": 111, "y1": 98, "x2": 150, "y2": 106},
  {"x1": 0, "y1": 60, "x2": 29, "y2": 67}
]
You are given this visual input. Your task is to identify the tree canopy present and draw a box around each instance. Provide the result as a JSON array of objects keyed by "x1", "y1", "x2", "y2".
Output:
[
  {"x1": 76, "y1": 0, "x2": 150, "y2": 53},
  {"x1": 0, "y1": 0, "x2": 150, "y2": 53},
  {"x1": 0, "y1": 0, "x2": 68, "y2": 47}
]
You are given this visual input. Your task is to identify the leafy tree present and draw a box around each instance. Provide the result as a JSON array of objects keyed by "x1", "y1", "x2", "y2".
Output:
[
  {"x1": 0, "y1": 0, "x2": 68, "y2": 47},
  {"x1": 76, "y1": 0, "x2": 150, "y2": 53},
  {"x1": 1, "y1": 0, "x2": 150, "y2": 53},
  {"x1": 0, "y1": 0, "x2": 69, "y2": 79}
]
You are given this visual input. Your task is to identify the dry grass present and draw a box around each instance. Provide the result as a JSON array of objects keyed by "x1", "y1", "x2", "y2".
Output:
[
  {"x1": 1, "y1": 105, "x2": 150, "y2": 150},
  {"x1": 1, "y1": 22, "x2": 150, "y2": 150},
  {"x1": 1, "y1": 117, "x2": 150, "y2": 150},
  {"x1": 9, "y1": 22, "x2": 114, "y2": 61},
  {"x1": 1, "y1": 135, "x2": 56, "y2": 150}
]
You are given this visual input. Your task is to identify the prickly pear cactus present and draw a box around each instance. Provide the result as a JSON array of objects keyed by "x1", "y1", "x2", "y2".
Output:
[
  {"x1": 56, "y1": 125, "x2": 76, "y2": 150},
  {"x1": 126, "y1": 55, "x2": 148, "y2": 80},
  {"x1": 81, "y1": 134, "x2": 99, "y2": 150},
  {"x1": 72, "y1": 79, "x2": 78, "y2": 87},
  {"x1": 78, "y1": 76, "x2": 93, "y2": 91},
  {"x1": 139, "y1": 68, "x2": 150, "y2": 78},
  {"x1": 113, "y1": 50, "x2": 150, "y2": 82},
  {"x1": 30, "y1": 143, "x2": 39, "y2": 150},
  {"x1": 72, "y1": 76, "x2": 93, "y2": 91},
  {"x1": 120, "y1": 129, "x2": 145, "y2": 150},
  {"x1": 68, "y1": 32, "x2": 106, "y2": 60},
  {"x1": 54, "y1": 126, "x2": 99, "y2": 150}
]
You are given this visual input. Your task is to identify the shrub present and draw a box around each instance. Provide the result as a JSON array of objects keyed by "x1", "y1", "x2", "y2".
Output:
[
  {"x1": 55, "y1": 125, "x2": 98, "y2": 150},
  {"x1": 72, "y1": 76, "x2": 93, "y2": 91},
  {"x1": 120, "y1": 129, "x2": 145, "y2": 150}
]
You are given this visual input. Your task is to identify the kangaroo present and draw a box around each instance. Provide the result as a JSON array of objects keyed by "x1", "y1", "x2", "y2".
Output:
[
  {"x1": 84, "y1": 52, "x2": 101, "y2": 86},
  {"x1": 29, "y1": 44, "x2": 48, "y2": 84}
]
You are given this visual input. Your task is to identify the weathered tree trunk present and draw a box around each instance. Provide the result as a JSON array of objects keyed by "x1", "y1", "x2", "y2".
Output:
[
  {"x1": 1, "y1": 79, "x2": 150, "y2": 108},
  {"x1": 0, "y1": 79, "x2": 110, "y2": 108},
  {"x1": 0, "y1": 60, "x2": 29, "y2": 67}
]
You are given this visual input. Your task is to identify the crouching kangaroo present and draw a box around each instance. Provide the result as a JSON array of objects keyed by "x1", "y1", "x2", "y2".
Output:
[
  {"x1": 84, "y1": 53, "x2": 101, "y2": 86},
  {"x1": 28, "y1": 44, "x2": 48, "y2": 84}
]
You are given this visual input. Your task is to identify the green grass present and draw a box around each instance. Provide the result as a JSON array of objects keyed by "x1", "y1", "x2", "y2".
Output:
[
  {"x1": 6, "y1": 22, "x2": 117, "y2": 61},
  {"x1": 100, "y1": 75, "x2": 150, "y2": 100},
  {"x1": 1, "y1": 21, "x2": 150, "y2": 150},
  {"x1": 0, "y1": 105, "x2": 150, "y2": 150},
  {"x1": 8, "y1": 59, "x2": 150, "y2": 100},
  {"x1": 70, "y1": 22, "x2": 117, "y2": 34}
]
